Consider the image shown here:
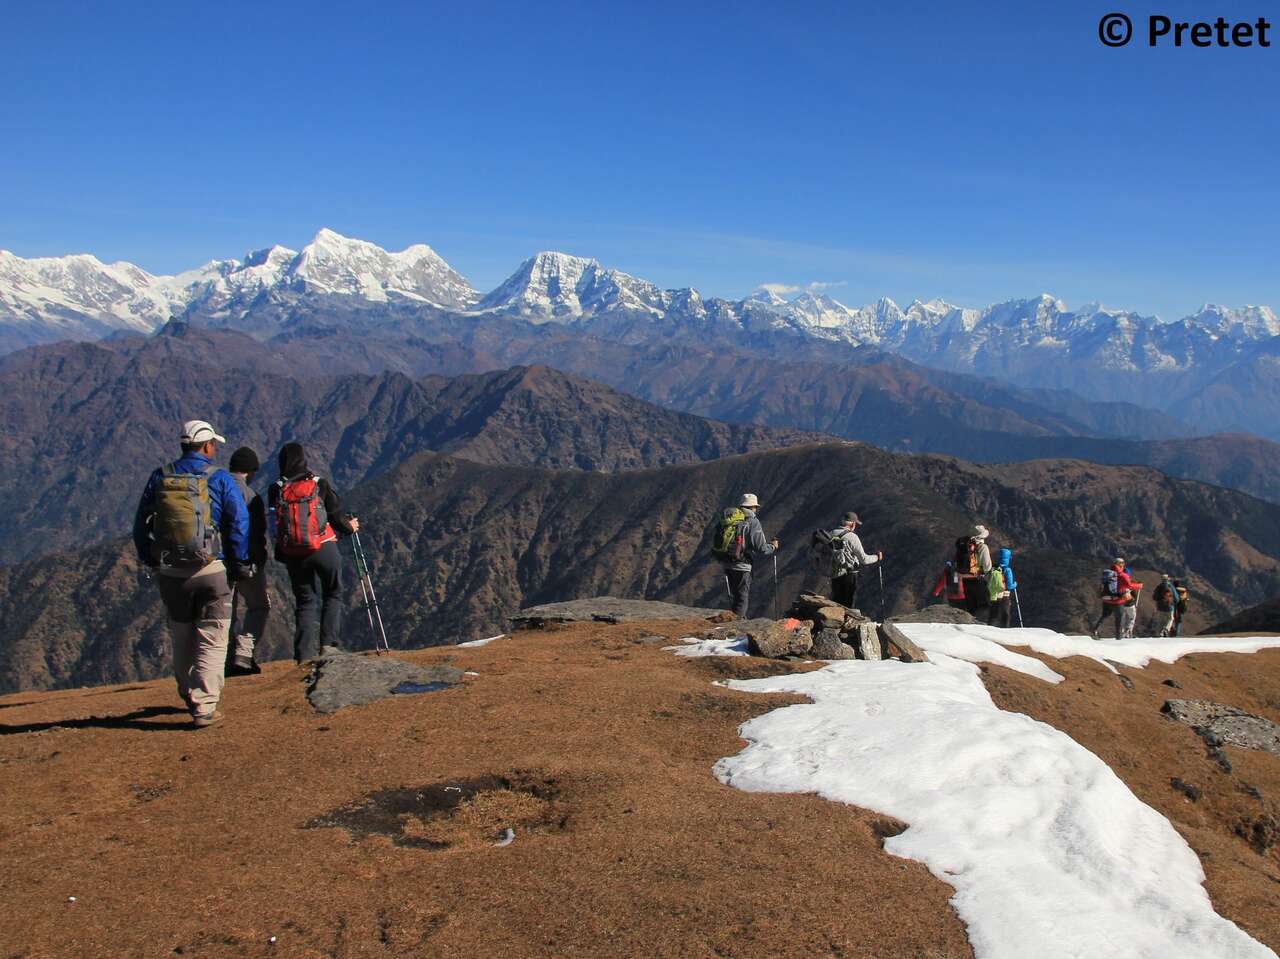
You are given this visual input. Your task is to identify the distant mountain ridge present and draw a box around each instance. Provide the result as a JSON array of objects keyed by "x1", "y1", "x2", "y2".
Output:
[
  {"x1": 5, "y1": 442, "x2": 1280, "y2": 693},
  {"x1": 7, "y1": 231, "x2": 1280, "y2": 440},
  {"x1": 0, "y1": 335, "x2": 820, "y2": 563}
]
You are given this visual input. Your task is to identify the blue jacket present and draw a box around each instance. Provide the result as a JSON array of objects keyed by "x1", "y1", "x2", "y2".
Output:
[
  {"x1": 133, "y1": 452, "x2": 250, "y2": 565},
  {"x1": 998, "y1": 548, "x2": 1017, "y2": 591}
]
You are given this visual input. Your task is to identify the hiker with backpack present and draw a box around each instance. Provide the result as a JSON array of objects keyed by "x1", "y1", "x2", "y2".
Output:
[
  {"x1": 954, "y1": 525, "x2": 994, "y2": 615},
  {"x1": 270, "y1": 442, "x2": 359, "y2": 663},
  {"x1": 824, "y1": 512, "x2": 882, "y2": 610},
  {"x1": 1172, "y1": 579, "x2": 1190, "y2": 636},
  {"x1": 132, "y1": 420, "x2": 251, "y2": 728},
  {"x1": 1091, "y1": 557, "x2": 1142, "y2": 640},
  {"x1": 225, "y1": 447, "x2": 271, "y2": 676},
  {"x1": 712, "y1": 493, "x2": 778, "y2": 618},
  {"x1": 1153, "y1": 573, "x2": 1176, "y2": 637},
  {"x1": 985, "y1": 548, "x2": 1017, "y2": 628}
]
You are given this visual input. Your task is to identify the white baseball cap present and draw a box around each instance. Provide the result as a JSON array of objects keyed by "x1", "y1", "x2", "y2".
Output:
[{"x1": 181, "y1": 420, "x2": 226, "y2": 444}]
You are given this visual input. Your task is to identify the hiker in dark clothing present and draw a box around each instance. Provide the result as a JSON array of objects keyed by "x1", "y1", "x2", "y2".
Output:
[
  {"x1": 1153, "y1": 574, "x2": 1175, "y2": 637},
  {"x1": 1172, "y1": 579, "x2": 1190, "y2": 636},
  {"x1": 720, "y1": 493, "x2": 778, "y2": 618},
  {"x1": 955, "y1": 525, "x2": 994, "y2": 615},
  {"x1": 268, "y1": 442, "x2": 358, "y2": 663},
  {"x1": 226, "y1": 447, "x2": 270, "y2": 675},
  {"x1": 828, "y1": 512, "x2": 882, "y2": 610}
]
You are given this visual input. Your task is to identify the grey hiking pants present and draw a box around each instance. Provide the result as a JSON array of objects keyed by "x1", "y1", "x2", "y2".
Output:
[
  {"x1": 231, "y1": 566, "x2": 271, "y2": 662},
  {"x1": 1093, "y1": 603, "x2": 1126, "y2": 640},
  {"x1": 155, "y1": 561, "x2": 232, "y2": 719}
]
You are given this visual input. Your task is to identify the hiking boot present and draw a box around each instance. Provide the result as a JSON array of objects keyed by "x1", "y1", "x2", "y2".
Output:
[
  {"x1": 226, "y1": 657, "x2": 261, "y2": 677},
  {"x1": 191, "y1": 710, "x2": 224, "y2": 728}
]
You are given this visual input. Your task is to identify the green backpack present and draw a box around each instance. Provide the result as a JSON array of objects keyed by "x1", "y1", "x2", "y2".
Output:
[
  {"x1": 986, "y1": 567, "x2": 1006, "y2": 602},
  {"x1": 150, "y1": 464, "x2": 220, "y2": 568},
  {"x1": 712, "y1": 508, "x2": 748, "y2": 562}
]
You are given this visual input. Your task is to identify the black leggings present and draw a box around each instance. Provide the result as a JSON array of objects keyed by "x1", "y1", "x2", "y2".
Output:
[{"x1": 285, "y1": 540, "x2": 344, "y2": 662}]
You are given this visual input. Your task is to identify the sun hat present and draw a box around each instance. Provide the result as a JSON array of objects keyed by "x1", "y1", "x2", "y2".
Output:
[
  {"x1": 972, "y1": 524, "x2": 989, "y2": 539},
  {"x1": 181, "y1": 420, "x2": 226, "y2": 444},
  {"x1": 739, "y1": 493, "x2": 761, "y2": 509},
  {"x1": 842, "y1": 511, "x2": 860, "y2": 525}
]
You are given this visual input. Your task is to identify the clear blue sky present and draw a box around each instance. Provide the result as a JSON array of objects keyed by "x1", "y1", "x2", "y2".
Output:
[{"x1": 1, "y1": 0, "x2": 1276, "y2": 318}]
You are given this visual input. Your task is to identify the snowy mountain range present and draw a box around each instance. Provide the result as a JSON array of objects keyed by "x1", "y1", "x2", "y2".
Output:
[
  {"x1": 0, "y1": 229, "x2": 476, "y2": 350},
  {"x1": 2, "y1": 231, "x2": 1277, "y2": 400}
]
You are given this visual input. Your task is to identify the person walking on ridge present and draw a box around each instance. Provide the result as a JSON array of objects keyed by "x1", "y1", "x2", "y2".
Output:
[
  {"x1": 226, "y1": 447, "x2": 271, "y2": 675},
  {"x1": 270, "y1": 442, "x2": 358, "y2": 663},
  {"x1": 828, "y1": 512, "x2": 883, "y2": 610},
  {"x1": 1153, "y1": 573, "x2": 1176, "y2": 638},
  {"x1": 956, "y1": 525, "x2": 994, "y2": 616},
  {"x1": 712, "y1": 493, "x2": 778, "y2": 619},
  {"x1": 986, "y1": 548, "x2": 1017, "y2": 628},
  {"x1": 1091, "y1": 557, "x2": 1142, "y2": 640},
  {"x1": 133, "y1": 420, "x2": 252, "y2": 728}
]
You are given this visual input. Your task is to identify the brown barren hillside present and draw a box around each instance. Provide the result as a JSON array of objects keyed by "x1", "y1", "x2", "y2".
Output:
[
  {"x1": 6, "y1": 443, "x2": 1280, "y2": 693},
  {"x1": 1, "y1": 620, "x2": 1279, "y2": 957}
]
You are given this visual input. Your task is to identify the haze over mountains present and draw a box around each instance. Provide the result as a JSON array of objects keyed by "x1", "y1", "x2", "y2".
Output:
[{"x1": 3, "y1": 230, "x2": 1279, "y2": 439}]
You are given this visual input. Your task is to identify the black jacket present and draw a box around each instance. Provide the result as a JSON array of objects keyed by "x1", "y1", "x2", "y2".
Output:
[{"x1": 269, "y1": 443, "x2": 355, "y2": 547}]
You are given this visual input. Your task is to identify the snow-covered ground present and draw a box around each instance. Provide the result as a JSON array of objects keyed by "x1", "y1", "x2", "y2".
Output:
[
  {"x1": 672, "y1": 626, "x2": 1280, "y2": 958},
  {"x1": 456, "y1": 633, "x2": 507, "y2": 648}
]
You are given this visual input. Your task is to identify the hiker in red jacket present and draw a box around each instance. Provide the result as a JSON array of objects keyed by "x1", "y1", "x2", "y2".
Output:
[{"x1": 1091, "y1": 557, "x2": 1142, "y2": 640}]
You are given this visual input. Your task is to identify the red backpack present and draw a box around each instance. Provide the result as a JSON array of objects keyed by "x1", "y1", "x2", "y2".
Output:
[{"x1": 275, "y1": 476, "x2": 332, "y2": 556}]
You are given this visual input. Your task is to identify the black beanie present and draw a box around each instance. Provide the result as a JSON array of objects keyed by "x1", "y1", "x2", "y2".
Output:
[{"x1": 229, "y1": 446, "x2": 260, "y2": 473}]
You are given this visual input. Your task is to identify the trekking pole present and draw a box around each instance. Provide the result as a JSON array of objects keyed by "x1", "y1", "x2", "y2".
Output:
[
  {"x1": 771, "y1": 554, "x2": 779, "y2": 619},
  {"x1": 877, "y1": 563, "x2": 886, "y2": 621},
  {"x1": 1013, "y1": 588, "x2": 1024, "y2": 628},
  {"x1": 351, "y1": 530, "x2": 390, "y2": 654}
]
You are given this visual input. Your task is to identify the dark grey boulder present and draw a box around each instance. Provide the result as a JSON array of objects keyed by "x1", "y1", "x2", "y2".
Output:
[
  {"x1": 511, "y1": 597, "x2": 724, "y2": 628},
  {"x1": 811, "y1": 627, "x2": 856, "y2": 660},
  {"x1": 307, "y1": 648, "x2": 465, "y2": 714}
]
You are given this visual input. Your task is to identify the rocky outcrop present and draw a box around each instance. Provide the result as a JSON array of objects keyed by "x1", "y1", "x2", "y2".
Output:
[
  {"x1": 307, "y1": 648, "x2": 465, "y2": 713},
  {"x1": 1162, "y1": 699, "x2": 1280, "y2": 757},
  {"x1": 888, "y1": 605, "x2": 980, "y2": 626},
  {"x1": 511, "y1": 598, "x2": 724, "y2": 628},
  {"x1": 1201, "y1": 598, "x2": 1280, "y2": 636}
]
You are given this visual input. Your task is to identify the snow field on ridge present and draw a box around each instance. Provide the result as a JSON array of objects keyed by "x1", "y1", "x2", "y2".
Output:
[
  {"x1": 898, "y1": 623, "x2": 1280, "y2": 683},
  {"x1": 672, "y1": 627, "x2": 1280, "y2": 958}
]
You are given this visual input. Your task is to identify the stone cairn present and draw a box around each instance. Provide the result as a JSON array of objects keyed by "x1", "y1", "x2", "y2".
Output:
[{"x1": 703, "y1": 592, "x2": 928, "y2": 663}]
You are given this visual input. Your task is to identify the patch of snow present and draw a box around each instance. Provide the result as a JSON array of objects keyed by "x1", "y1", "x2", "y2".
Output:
[
  {"x1": 665, "y1": 635, "x2": 750, "y2": 658},
  {"x1": 457, "y1": 634, "x2": 506, "y2": 648},
  {"x1": 898, "y1": 624, "x2": 1280, "y2": 681},
  {"x1": 714, "y1": 653, "x2": 1276, "y2": 958}
]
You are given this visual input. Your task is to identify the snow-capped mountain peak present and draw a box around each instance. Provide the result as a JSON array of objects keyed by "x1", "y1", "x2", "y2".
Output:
[
  {"x1": 476, "y1": 250, "x2": 680, "y2": 323},
  {"x1": 285, "y1": 228, "x2": 477, "y2": 307}
]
